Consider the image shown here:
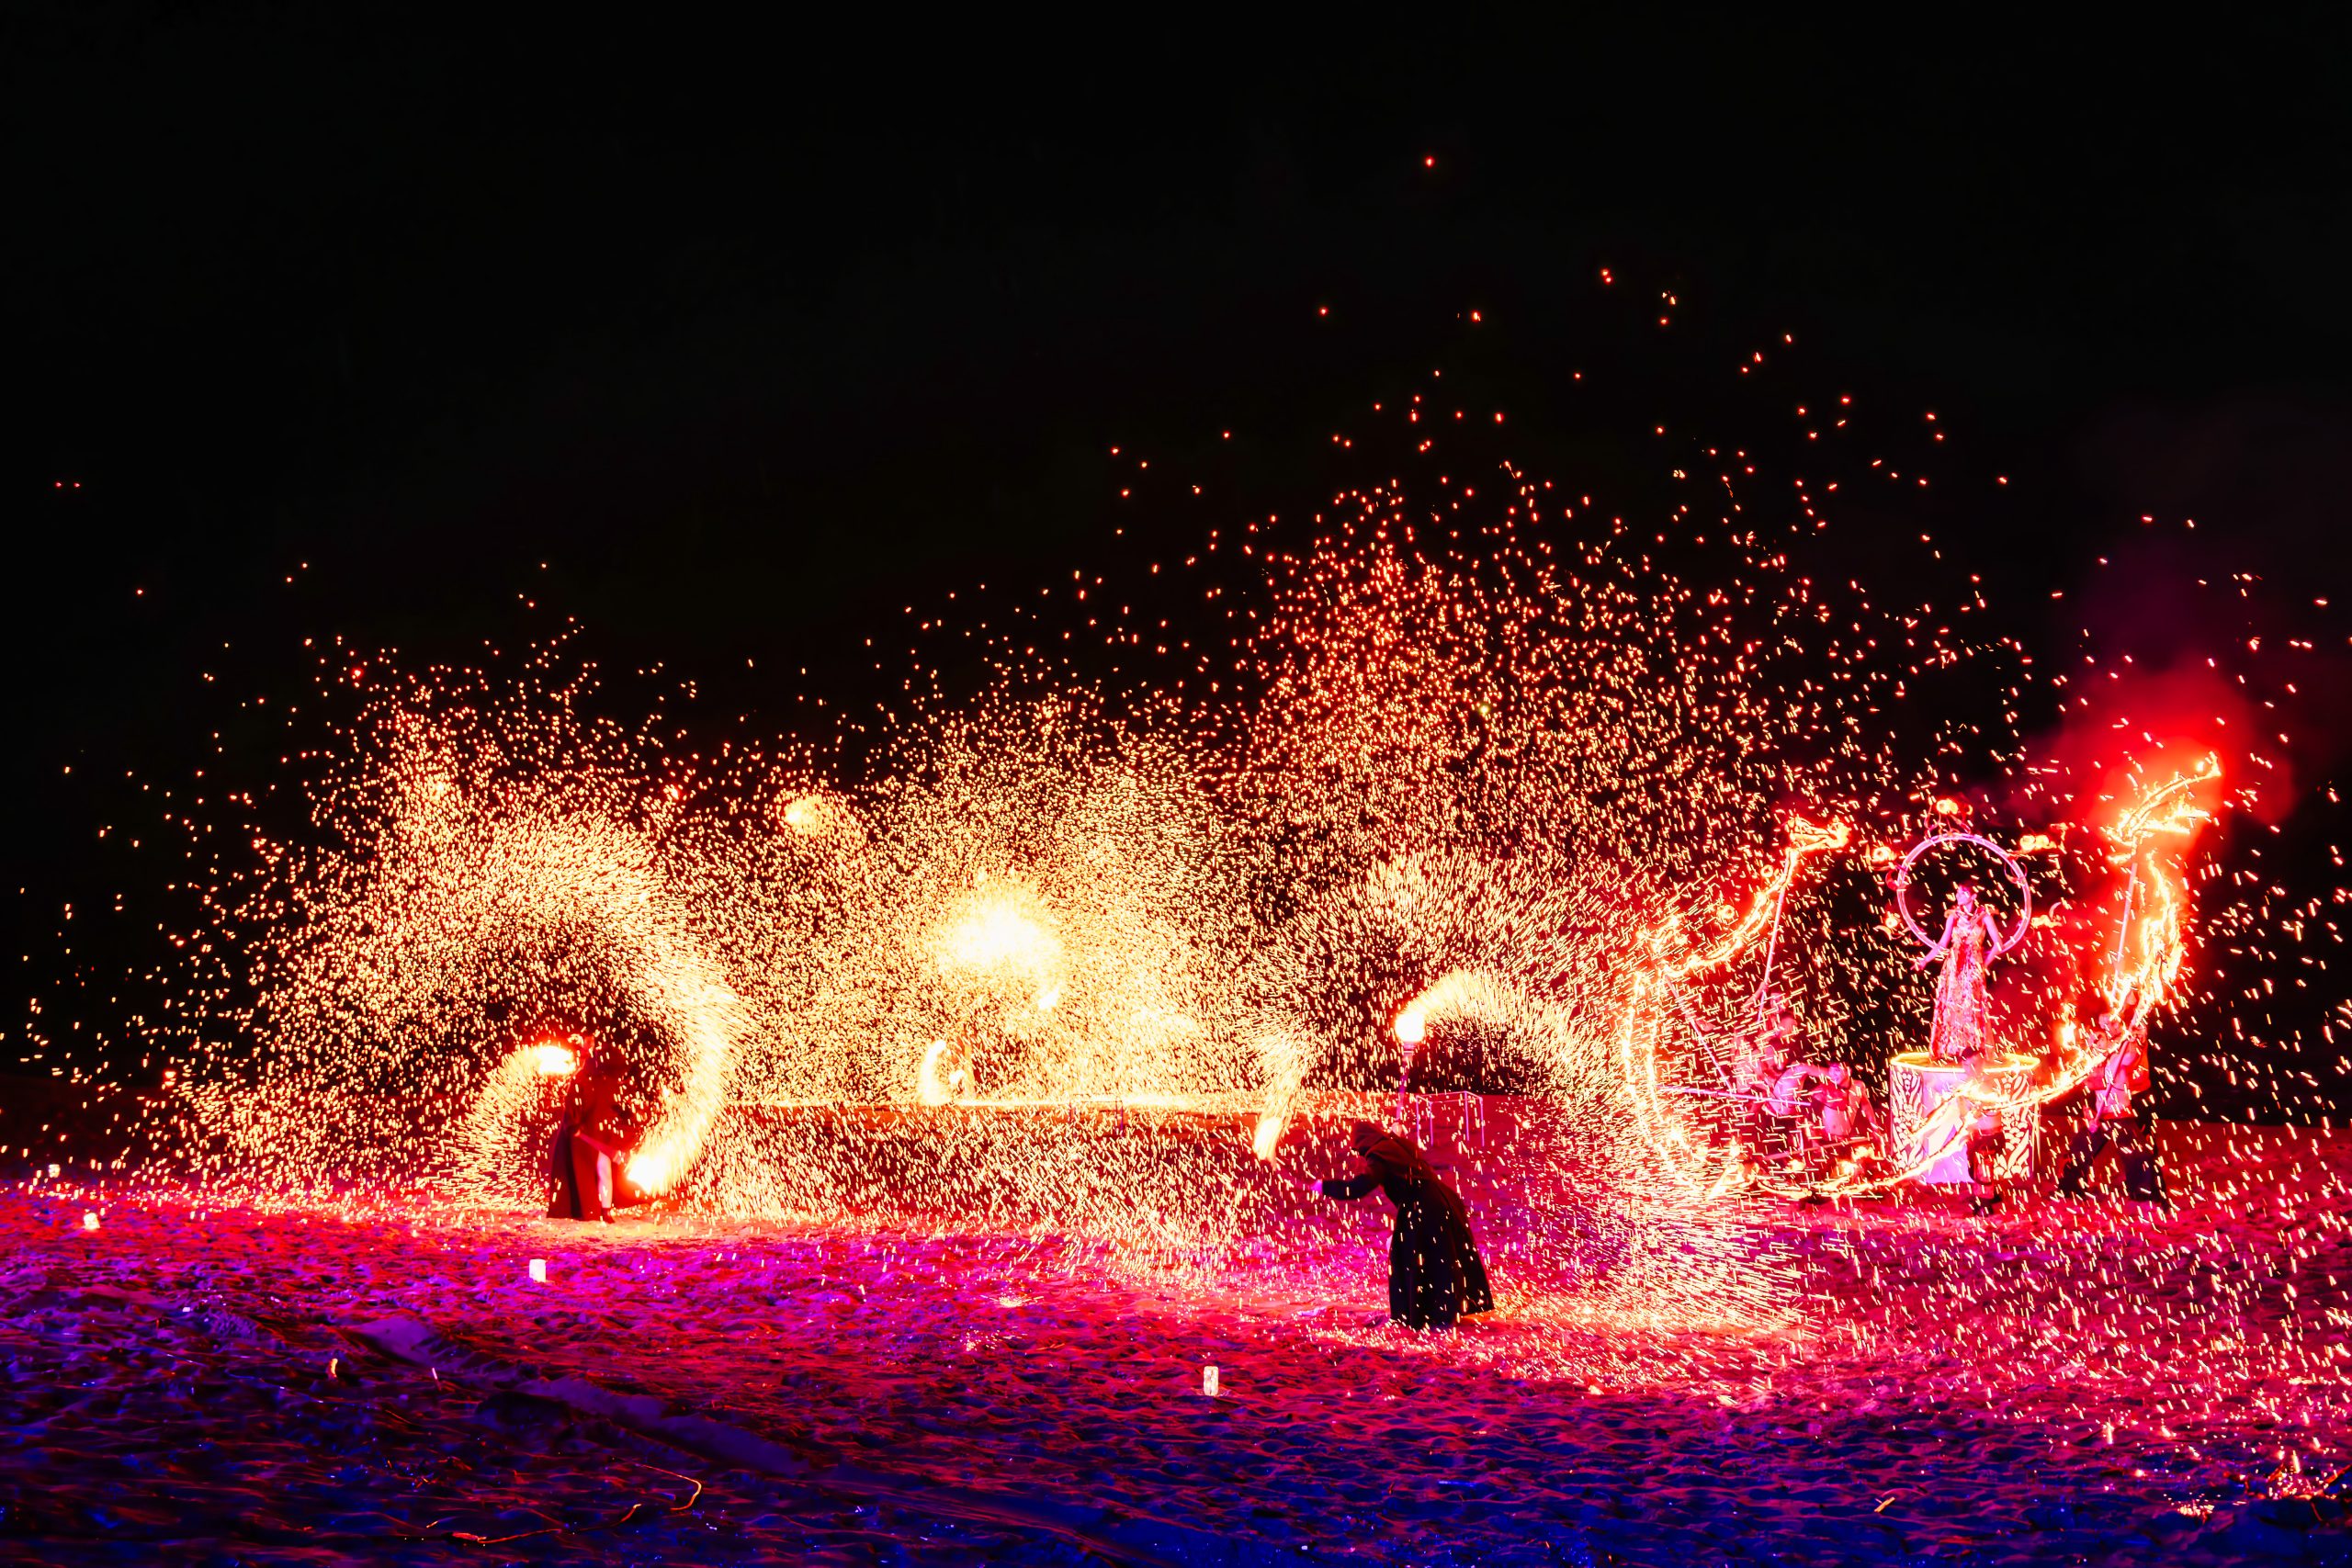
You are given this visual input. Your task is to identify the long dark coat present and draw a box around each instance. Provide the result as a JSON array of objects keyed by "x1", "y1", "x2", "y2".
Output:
[
  {"x1": 547, "y1": 1068, "x2": 628, "y2": 1220},
  {"x1": 1322, "y1": 1133, "x2": 1495, "y2": 1329}
]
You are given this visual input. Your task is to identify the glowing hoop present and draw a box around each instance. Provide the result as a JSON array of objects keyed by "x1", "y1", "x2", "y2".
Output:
[{"x1": 1894, "y1": 833, "x2": 2031, "y2": 955}]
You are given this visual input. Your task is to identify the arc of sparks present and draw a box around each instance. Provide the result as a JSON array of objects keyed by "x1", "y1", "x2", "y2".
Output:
[{"x1": 1619, "y1": 814, "x2": 1849, "y2": 1178}]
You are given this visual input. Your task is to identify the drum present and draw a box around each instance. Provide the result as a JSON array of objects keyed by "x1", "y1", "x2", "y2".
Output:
[{"x1": 1887, "y1": 1050, "x2": 2039, "y2": 1184}]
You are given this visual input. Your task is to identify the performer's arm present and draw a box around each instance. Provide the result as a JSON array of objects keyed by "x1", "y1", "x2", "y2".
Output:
[
  {"x1": 1916, "y1": 911, "x2": 1957, "y2": 968},
  {"x1": 1317, "y1": 1174, "x2": 1381, "y2": 1201},
  {"x1": 2085, "y1": 1032, "x2": 2131, "y2": 1121}
]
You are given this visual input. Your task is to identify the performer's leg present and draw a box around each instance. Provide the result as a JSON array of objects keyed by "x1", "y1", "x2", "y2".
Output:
[
  {"x1": 2035, "y1": 1115, "x2": 2070, "y2": 1186},
  {"x1": 1427, "y1": 1253, "x2": 1463, "y2": 1331},
  {"x1": 2055, "y1": 1125, "x2": 2108, "y2": 1196},
  {"x1": 2117, "y1": 1120, "x2": 2165, "y2": 1203},
  {"x1": 1966, "y1": 1115, "x2": 2006, "y2": 1212}
]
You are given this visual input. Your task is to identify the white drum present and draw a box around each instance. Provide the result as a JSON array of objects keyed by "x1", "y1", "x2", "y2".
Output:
[{"x1": 1887, "y1": 1050, "x2": 2039, "y2": 1185}]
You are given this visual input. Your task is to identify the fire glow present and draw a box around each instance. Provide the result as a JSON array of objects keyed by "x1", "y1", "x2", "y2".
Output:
[{"x1": 52, "y1": 337, "x2": 2331, "y2": 1390}]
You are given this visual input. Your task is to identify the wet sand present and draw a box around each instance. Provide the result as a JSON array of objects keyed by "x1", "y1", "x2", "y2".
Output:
[{"x1": 3, "y1": 1122, "x2": 2349, "y2": 1564}]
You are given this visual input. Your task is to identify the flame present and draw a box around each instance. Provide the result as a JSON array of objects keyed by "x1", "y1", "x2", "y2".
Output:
[
  {"x1": 1250, "y1": 1110, "x2": 1283, "y2": 1162},
  {"x1": 938, "y1": 888, "x2": 1060, "y2": 977},
  {"x1": 1394, "y1": 1006, "x2": 1427, "y2": 1046},
  {"x1": 2104, "y1": 755, "x2": 2223, "y2": 1017},
  {"x1": 2110, "y1": 755, "x2": 2221, "y2": 861},
  {"x1": 1652, "y1": 815, "x2": 1849, "y2": 980},
  {"x1": 530, "y1": 1040, "x2": 581, "y2": 1077},
  {"x1": 626, "y1": 1139, "x2": 682, "y2": 1194},
  {"x1": 916, "y1": 1039, "x2": 964, "y2": 1106},
  {"x1": 2018, "y1": 831, "x2": 2058, "y2": 853}
]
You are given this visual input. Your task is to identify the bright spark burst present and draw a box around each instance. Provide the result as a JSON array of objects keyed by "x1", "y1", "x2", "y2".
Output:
[{"x1": 33, "y1": 277, "x2": 2343, "y2": 1396}]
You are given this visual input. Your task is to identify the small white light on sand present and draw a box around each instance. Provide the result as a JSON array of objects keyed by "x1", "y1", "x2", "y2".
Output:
[
  {"x1": 47, "y1": 1164, "x2": 60, "y2": 1179},
  {"x1": 528, "y1": 1258, "x2": 548, "y2": 1283},
  {"x1": 1202, "y1": 1365, "x2": 1219, "y2": 1397},
  {"x1": 82, "y1": 1211, "x2": 99, "y2": 1231}
]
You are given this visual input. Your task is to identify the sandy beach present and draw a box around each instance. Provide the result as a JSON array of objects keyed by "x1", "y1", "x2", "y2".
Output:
[{"x1": 3, "y1": 1121, "x2": 2348, "y2": 1565}]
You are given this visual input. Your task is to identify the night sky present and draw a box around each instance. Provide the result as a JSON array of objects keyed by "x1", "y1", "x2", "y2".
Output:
[{"x1": 8, "y1": 11, "x2": 2349, "y2": 1101}]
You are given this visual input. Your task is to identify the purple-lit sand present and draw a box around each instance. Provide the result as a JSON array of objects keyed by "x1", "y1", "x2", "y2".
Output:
[{"x1": 5, "y1": 1121, "x2": 2347, "y2": 1564}]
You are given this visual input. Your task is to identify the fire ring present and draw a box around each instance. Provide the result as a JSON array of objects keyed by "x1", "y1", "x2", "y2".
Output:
[{"x1": 1894, "y1": 832, "x2": 2031, "y2": 955}]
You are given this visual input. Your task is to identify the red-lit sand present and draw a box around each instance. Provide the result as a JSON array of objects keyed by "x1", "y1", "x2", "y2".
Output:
[{"x1": 4, "y1": 1122, "x2": 2349, "y2": 1565}]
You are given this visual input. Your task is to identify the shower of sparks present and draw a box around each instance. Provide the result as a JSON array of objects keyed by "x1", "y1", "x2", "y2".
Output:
[{"x1": 17, "y1": 282, "x2": 2346, "y2": 1400}]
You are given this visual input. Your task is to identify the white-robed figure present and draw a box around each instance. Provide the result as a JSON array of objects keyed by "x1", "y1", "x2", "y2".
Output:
[
  {"x1": 1915, "y1": 881, "x2": 2012, "y2": 1209},
  {"x1": 1917, "y1": 882, "x2": 2003, "y2": 1066},
  {"x1": 1890, "y1": 838, "x2": 2038, "y2": 1199}
]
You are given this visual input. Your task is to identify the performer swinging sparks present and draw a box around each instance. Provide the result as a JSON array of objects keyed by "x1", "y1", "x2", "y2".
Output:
[
  {"x1": 2057, "y1": 991, "x2": 2166, "y2": 1205},
  {"x1": 1300, "y1": 1122, "x2": 1495, "y2": 1330},
  {"x1": 548, "y1": 1044, "x2": 638, "y2": 1222},
  {"x1": 1717, "y1": 992, "x2": 1801, "y2": 1179},
  {"x1": 1750, "y1": 995, "x2": 1882, "y2": 1186}
]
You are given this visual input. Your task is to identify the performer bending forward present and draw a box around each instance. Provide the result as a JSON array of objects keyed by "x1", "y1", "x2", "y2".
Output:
[{"x1": 1303, "y1": 1122, "x2": 1495, "y2": 1330}]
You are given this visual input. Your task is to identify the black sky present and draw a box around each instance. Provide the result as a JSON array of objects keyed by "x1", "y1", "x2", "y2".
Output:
[{"x1": 6, "y1": 9, "x2": 2350, "y2": 1096}]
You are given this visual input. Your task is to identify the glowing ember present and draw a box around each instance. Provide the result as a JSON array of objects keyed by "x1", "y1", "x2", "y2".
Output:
[
  {"x1": 938, "y1": 889, "x2": 1061, "y2": 980},
  {"x1": 22, "y1": 288, "x2": 2335, "y2": 1419},
  {"x1": 530, "y1": 1041, "x2": 581, "y2": 1077}
]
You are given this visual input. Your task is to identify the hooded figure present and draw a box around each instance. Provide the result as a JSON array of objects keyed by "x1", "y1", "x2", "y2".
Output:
[
  {"x1": 1308, "y1": 1121, "x2": 1495, "y2": 1329},
  {"x1": 548, "y1": 1048, "x2": 633, "y2": 1222}
]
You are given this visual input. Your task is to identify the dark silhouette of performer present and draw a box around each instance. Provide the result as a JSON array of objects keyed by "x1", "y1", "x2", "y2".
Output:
[
  {"x1": 548, "y1": 1046, "x2": 636, "y2": 1222},
  {"x1": 2057, "y1": 992, "x2": 2165, "y2": 1204},
  {"x1": 1303, "y1": 1121, "x2": 1495, "y2": 1329}
]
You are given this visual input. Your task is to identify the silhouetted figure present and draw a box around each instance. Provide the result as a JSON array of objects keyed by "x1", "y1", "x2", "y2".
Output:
[
  {"x1": 548, "y1": 1049, "x2": 634, "y2": 1222},
  {"x1": 1305, "y1": 1121, "x2": 1495, "y2": 1329},
  {"x1": 2057, "y1": 993, "x2": 2165, "y2": 1204},
  {"x1": 2035, "y1": 1007, "x2": 2093, "y2": 1185}
]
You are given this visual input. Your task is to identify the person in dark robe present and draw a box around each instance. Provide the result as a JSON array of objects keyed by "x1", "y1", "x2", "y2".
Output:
[
  {"x1": 548, "y1": 1047, "x2": 635, "y2": 1222},
  {"x1": 2034, "y1": 1000, "x2": 2092, "y2": 1187},
  {"x1": 1301, "y1": 1121, "x2": 1495, "y2": 1329},
  {"x1": 2057, "y1": 991, "x2": 2165, "y2": 1204}
]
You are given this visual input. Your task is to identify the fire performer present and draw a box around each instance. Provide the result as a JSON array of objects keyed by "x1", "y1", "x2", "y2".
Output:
[
  {"x1": 1743, "y1": 993, "x2": 1804, "y2": 1099},
  {"x1": 1962, "y1": 1092, "x2": 2009, "y2": 1214},
  {"x1": 1300, "y1": 1121, "x2": 1494, "y2": 1330},
  {"x1": 1777, "y1": 1060, "x2": 1879, "y2": 1150},
  {"x1": 2057, "y1": 993, "x2": 2165, "y2": 1204},
  {"x1": 2035, "y1": 999, "x2": 2097, "y2": 1184},
  {"x1": 548, "y1": 1046, "x2": 638, "y2": 1222},
  {"x1": 1723, "y1": 993, "x2": 1800, "y2": 1171}
]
